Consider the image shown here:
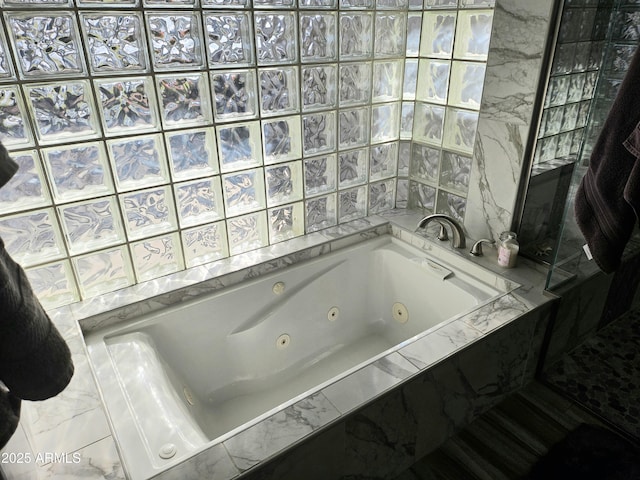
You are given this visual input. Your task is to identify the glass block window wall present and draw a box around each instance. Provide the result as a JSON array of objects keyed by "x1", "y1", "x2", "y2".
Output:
[{"x1": 0, "y1": 0, "x2": 493, "y2": 308}]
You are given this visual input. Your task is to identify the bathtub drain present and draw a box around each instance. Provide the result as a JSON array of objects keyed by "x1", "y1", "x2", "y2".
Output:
[
  {"x1": 393, "y1": 302, "x2": 409, "y2": 323},
  {"x1": 276, "y1": 333, "x2": 291, "y2": 349},
  {"x1": 159, "y1": 443, "x2": 177, "y2": 460}
]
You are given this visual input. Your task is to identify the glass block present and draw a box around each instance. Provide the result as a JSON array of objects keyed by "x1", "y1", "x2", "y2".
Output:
[
  {"x1": 0, "y1": 28, "x2": 15, "y2": 80},
  {"x1": 120, "y1": 186, "x2": 177, "y2": 241},
  {"x1": 582, "y1": 71, "x2": 597, "y2": 100},
  {"x1": 265, "y1": 160, "x2": 303, "y2": 207},
  {"x1": 413, "y1": 102, "x2": 445, "y2": 146},
  {"x1": 211, "y1": 69, "x2": 258, "y2": 122},
  {"x1": 544, "y1": 106, "x2": 562, "y2": 136},
  {"x1": 204, "y1": 12, "x2": 254, "y2": 68},
  {"x1": 77, "y1": 0, "x2": 140, "y2": 5},
  {"x1": 227, "y1": 211, "x2": 268, "y2": 256},
  {"x1": 268, "y1": 202, "x2": 304, "y2": 244},
  {"x1": 59, "y1": 197, "x2": 125, "y2": 255},
  {"x1": 453, "y1": 10, "x2": 493, "y2": 61},
  {"x1": 302, "y1": 64, "x2": 337, "y2": 112},
  {"x1": 571, "y1": 128, "x2": 584, "y2": 156},
  {"x1": 401, "y1": 102, "x2": 414, "y2": 139},
  {"x1": 370, "y1": 142, "x2": 398, "y2": 181},
  {"x1": 107, "y1": 134, "x2": 169, "y2": 192},
  {"x1": 254, "y1": 0, "x2": 295, "y2": 7},
  {"x1": 404, "y1": 59, "x2": 418, "y2": 100},
  {"x1": 262, "y1": 115, "x2": 303, "y2": 164},
  {"x1": 439, "y1": 150, "x2": 471, "y2": 193},
  {"x1": 561, "y1": 103, "x2": 579, "y2": 132},
  {"x1": 459, "y1": 0, "x2": 494, "y2": 6},
  {"x1": 425, "y1": 0, "x2": 456, "y2": 7},
  {"x1": 576, "y1": 100, "x2": 590, "y2": 128},
  {"x1": 166, "y1": 128, "x2": 219, "y2": 181},
  {"x1": 181, "y1": 221, "x2": 229, "y2": 268},
  {"x1": 0, "y1": 87, "x2": 32, "y2": 149},
  {"x1": 339, "y1": 62, "x2": 372, "y2": 107},
  {"x1": 259, "y1": 67, "x2": 300, "y2": 116},
  {"x1": 436, "y1": 189, "x2": 465, "y2": 222},
  {"x1": 416, "y1": 59, "x2": 450, "y2": 104},
  {"x1": 304, "y1": 154, "x2": 337, "y2": 196},
  {"x1": 339, "y1": 0, "x2": 374, "y2": 8},
  {"x1": 339, "y1": 107, "x2": 370, "y2": 150},
  {"x1": 6, "y1": 13, "x2": 86, "y2": 78},
  {"x1": 42, "y1": 142, "x2": 114, "y2": 203},
  {"x1": 551, "y1": 42, "x2": 575, "y2": 76},
  {"x1": 95, "y1": 77, "x2": 160, "y2": 136},
  {"x1": 338, "y1": 186, "x2": 367, "y2": 223},
  {"x1": 443, "y1": 107, "x2": 478, "y2": 154},
  {"x1": 1, "y1": 0, "x2": 72, "y2": 5},
  {"x1": 588, "y1": 41, "x2": 604, "y2": 71},
  {"x1": 556, "y1": 131, "x2": 572, "y2": 158},
  {"x1": 539, "y1": 135, "x2": 558, "y2": 162},
  {"x1": 222, "y1": 168, "x2": 266, "y2": 217},
  {"x1": 372, "y1": 60, "x2": 404, "y2": 103},
  {"x1": 371, "y1": 102, "x2": 400, "y2": 144},
  {"x1": 175, "y1": 176, "x2": 225, "y2": 228},
  {"x1": 0, "y1": 150, "x2": 49, "y2": 214},
  {"x1": 80, "y1": 12, "x2": 149, "y2": 75},
  {"x1": 73, "y1": 246, "x2": 134, "y2": 299},
  {"x1": 374, "y1": 13, "x2": 407, "y2": 58},
  {"x1": 612, "y1": 9, "x2": 640, "y2": 42},
  {"x1": 305, "y1": 193, "x2": 337, "y2": 233},
  {"x1": 420, "y1": 12, "x2": 457, "y2": 59},
  {"x1": 25, "y1": 260, "x2": 78, "y2": 311},
  {"x1": 409, "y1": 180, "x2": 436, "y2": 211},
  {"x1": 300, "y1": 13, "x2": 337, "y2": 64},
  {"x1": 131, "y1": 232, "x2": 184, "y2": 283},
  {"x1": 302, "y1": 111, "x2": 336, "y2": 156},
  {"x1": 396, "y1": 178, "x2": 408, "y2": 208},
  {"x1": 448, "y1": 61, "x2": 485, "y2": 110},
  {"x1": 146, "y1": 13, "x2": 205, "y2": 71},
  {"x1": 301, "y1": 0, "x2": 336, "y2": 6},
  {"x1": 202, "y1": 0, "x2": 249, "y2": 7},
  {"x1": 410, "y1": 142, "x2": 440, "y2": 182},
  {"x1": 144, "y1": 0, "x2": 196, "y2": 6},
  {"x1": 572, "y1": 42, "x2": 591, "y2": 73},
  {"x1": 567, "y1": 73, "x2": 586, "y2": 103},
  {"x1": 397, "y1": 140, "x2": 410, "y2": 176},
  {"x1": 546, "y1": 75, "x2": 569, "y2": 107},
  {"x1": 406, "y1": 13, "x2": 422, "y2": 57},
  {"x1": 377, "y1": 0, "x2": 407, "y2": 8},
  {"x1": 157, "y1": 73, "x2": 212, "y2": 129},
  {"x1": 24, "y1": 81, "x2": 100, "y2": 145},
  {"x1": 338, "y1": 148, "x2": 368, "y2": 188},
  {"x1": 368, "y1": 178, "x2": 395, "y2": 213},
  {"x1": 339, "y1": 13, "x2": 373, "y2": 61},
  {"x1": 255, "y1": 13, "x2": 298, "y2": 66},
  {"x1": 216, "y1": 121, "x2": 263, "y2": 172},
  {"x1": 0, "y1": 209, "x2": 64, "y2": 267}
]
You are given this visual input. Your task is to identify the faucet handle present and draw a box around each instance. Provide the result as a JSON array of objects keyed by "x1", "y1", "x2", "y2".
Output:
[
  {"x1": 436, "y1": 222, "x2": 449, "y2": 242},
  {"x1": 470, "y1": 239, "x2": 495, "y2": 257}
]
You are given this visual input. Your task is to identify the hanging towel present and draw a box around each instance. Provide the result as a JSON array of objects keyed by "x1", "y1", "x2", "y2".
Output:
[
  {"x1": 575, "y1": 45, "x2": 640, "y2": 274},
  {"x1": 0, "y1": 143, "x2": 74, "y2": 449}
]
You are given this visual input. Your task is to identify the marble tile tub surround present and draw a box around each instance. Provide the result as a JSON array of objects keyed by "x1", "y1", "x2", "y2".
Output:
[{"x1": 0, "y1": 212, "x2": 553, "y2": 480}]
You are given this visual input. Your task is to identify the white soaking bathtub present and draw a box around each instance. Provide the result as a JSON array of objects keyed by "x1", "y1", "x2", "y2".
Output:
[{"x1": 84, "y1": 234, "x2": 511, "y2": 479}]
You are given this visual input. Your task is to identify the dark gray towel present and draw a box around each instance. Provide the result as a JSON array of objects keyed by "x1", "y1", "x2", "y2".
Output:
[
  {"x1": 0, "y1": 142, "x2": 18, "y2": 190},
  {"x1": 574, "y1": 45, "x2": 640, "y2": 273}
]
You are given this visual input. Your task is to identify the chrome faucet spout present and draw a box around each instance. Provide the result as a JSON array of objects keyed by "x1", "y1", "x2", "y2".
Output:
[{"x1": 416, "y1": 214, "x2": 467, "y2": 249}]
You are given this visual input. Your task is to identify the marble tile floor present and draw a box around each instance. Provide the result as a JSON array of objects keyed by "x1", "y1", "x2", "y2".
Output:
[{"x1": 392, "y1": 381, "x2": 627, "y2": 480}]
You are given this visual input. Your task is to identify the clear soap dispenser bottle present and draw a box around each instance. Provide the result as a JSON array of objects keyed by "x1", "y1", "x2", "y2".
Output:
[{"x1": 497, "y1": 231, "x2": 519, "y2": 268}]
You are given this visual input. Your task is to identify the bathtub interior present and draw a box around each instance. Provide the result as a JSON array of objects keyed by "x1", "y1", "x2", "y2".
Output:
[{"x1": 84, "y1": 234, "x2": 513, "y2": 479}]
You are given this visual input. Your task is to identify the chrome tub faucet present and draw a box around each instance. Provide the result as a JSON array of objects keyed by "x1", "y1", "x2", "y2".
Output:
[{"x1": 416, "y1": 214, "x2": 466, "y2": 249}]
